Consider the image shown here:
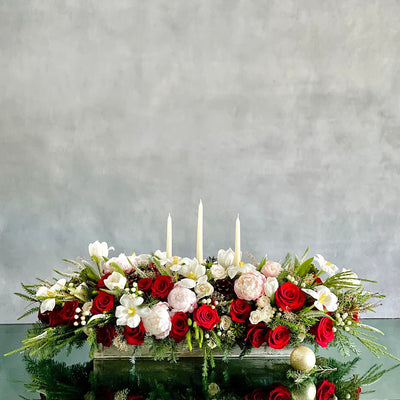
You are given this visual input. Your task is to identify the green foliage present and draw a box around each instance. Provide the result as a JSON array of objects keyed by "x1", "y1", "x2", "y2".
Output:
[
  {"x1": 144, "y1": 336, "x2": 180, "y2": 362},
  {"x1": 331, "y1": 330, "x2": 361, "y2": 358}
]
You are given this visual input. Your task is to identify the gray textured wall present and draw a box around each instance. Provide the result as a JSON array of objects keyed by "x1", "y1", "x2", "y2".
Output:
[{"x1": 1, "y1": 1, "x2": 399, "y2": 322}]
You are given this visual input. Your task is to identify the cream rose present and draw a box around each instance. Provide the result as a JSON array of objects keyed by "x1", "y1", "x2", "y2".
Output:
[
  {"x1": 220, "y1": 315, "x2": 232, "y2": 331},
  {"x1": 210, "y1": 264, "x2": 227, "y2": 280},
  {"x1": 167, "y1": 285, "x2": 197, "y2": 313},
  {"x1": 261, "y1": 261, "x2": 282, "y2": 278},
  {"x1": 256, "y1": 295, "x2": 270, "y2": 309},
  {"x1": 249, "y1": 309, "x2": 263, "y2": 324},
  {"x1": 195, "y1": 281, "x2": 214, "y2": 299},
  {"x1": 142, "y1": 302, "x2": 171, "y2": 339},
  {"x1": 234, "y1": 271, "x2": 266, "y2": 301}
]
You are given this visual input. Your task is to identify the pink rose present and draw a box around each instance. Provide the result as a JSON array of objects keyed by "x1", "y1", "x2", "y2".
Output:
[
  {"x1": 167, "y1": 285, "x2": 198, "y2": 313},
  {"x1": 142, "y1": 302, "x2": 171, "y2": 339},
  {"x1": 234, "y1": 271, "x2": 266, "y2": 301},
  {"x1": 261, "y1": 261, "x2": 282, "y2": 278},
  {"x1": 103, "y1": 253, "x2": 137, "y2": 274}
]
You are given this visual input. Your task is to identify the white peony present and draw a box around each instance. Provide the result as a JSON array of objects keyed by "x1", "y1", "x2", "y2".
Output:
[
  {"x1": 104, "y1": 271, "x2": 127, "y2": 291},
  {"x1": 210, "y1": 264, "x2": 227, "y2": 280},
  {"x1": 217, "y1": 248, "x2": 235, "y2": 268},
  {"x1": 264, "y1": 277, "x2": 279, "y2": 298},
  {"x1": 167, "y1": 285, "x2": 197, "y2": 313},
  {"x1": 115, "y1": 294, "x2": 149, "y2": 328},
  {"x1": 142, "y1": 302, "x2": 172, "y2": 339}
]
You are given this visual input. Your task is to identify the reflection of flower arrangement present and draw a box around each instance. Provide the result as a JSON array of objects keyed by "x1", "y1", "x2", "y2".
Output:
[
  {"x1": 6, "y1": 241, "x2": 399, "y2": 364},
  {"x1": 22, "y1": 355, "x2": 399, "y2": 400}
]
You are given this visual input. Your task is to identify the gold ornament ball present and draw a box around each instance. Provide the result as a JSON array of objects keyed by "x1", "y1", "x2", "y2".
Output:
[
  {"x1": 291, "y1": 381, "x2": 317, "y2": 400},
  {"x1": 290, "y1": 346, "x2": 316, "y2": 372}
]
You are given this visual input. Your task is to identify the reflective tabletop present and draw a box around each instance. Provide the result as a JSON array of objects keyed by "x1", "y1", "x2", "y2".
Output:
[{"x1": 1, "y1": 319, "x2": 399, "y2": 399}]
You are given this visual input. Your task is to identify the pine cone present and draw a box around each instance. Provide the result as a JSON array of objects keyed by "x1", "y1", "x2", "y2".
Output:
[
  {"x1": 126, "y1": 272, "x2": 140, "y2": 288},
  {"x1": 214, "y1": 279, "x2": 234, "y2": 296}
]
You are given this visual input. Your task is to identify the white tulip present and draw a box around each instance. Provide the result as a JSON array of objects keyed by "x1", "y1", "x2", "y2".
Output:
[
  {"x1": 217, "y1": 248, "x2": 235, "y2": 268},
  {"x1": 88, "y1": 241, "x2": 112, "y2": 260}
]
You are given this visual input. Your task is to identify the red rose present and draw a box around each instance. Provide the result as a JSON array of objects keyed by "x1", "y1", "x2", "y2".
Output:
[
  {"x1": 124, "y1": 321, "x2": 146, "y2": 345},
  {"x1": 351, "y1": 309, "x2": 359, "y2": 322},
  {"x1": 266, "y1": 325, "x2": 290, "y2": 349},
  {"x1": 316, "y1": 379, "x2": 335, "y2": 400},
  {"x1": 96, "y1": 273, "x2": 112, "y2": 289},
  {"x1": 193, "y1": 304, "x2": 220, "y2": 330},
  {"x1": 138, "y1": 278, "x2": 153, "y2": 293},
  {"x1": 313, "y1": 275, "x2": 323, "y2": 285},
  {"x1": 311, "y1": 317, "x2": 335, "y2": 348},
  {"x1": 245, "y1": 387, "x2": 269, "y2": 400},
  {"x1": 91, "y1": 291, "x2": 115, "y2": 314},
  {"x1": 58, "y1": 300, "x2": 79, "y2": 325},
  {"x1": 169, "y1": 312, "x2": 189, "y2": 343},
  {"x1": 48, "y1": 308, "x2": 64, "y2": 327},
  {"x1": 38, "y1": 310, "x2": 49, "y2": 324},
  {"x1": 355, "y1": 387, "x2": 361, "y2": 399},
  {"x1": 151, "y1": 275, "x2": 174, "y2": 300},
  {"x1": 96, "y1": 387, "x2": 115, "y2": 400},
  {"x1": 246, "y1": 322, "x2": 268, "y2": 348},
  {"x1": 268, "y1": 383, "x2": 291, "y2": 400},
  {"x1": 275, "y1": 282, "x2": 306, "y2": 312},
  {"x1": 127, "y1": 396, "x2": 145, "y2": 400},
  {"x1": 230, "y1": 298, "x2": 252, "y2": 323},
  {"x1": 95, "y1": 324, "x2": 116, "y2": 347}
]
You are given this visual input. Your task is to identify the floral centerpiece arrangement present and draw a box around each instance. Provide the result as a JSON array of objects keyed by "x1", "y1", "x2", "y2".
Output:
[
  {"x1": 5, "y1": 204, "x2": 399, "y2": 365},
  {"x1": 6, "y1": 241, "x2": 397, "y2": 364}
]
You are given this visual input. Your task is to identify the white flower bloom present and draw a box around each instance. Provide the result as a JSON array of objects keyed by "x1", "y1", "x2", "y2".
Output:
[
  {"x1": 342, "y1": 268, "x2": 361, "y2": 286},
  {"x1": 302, "y1": 285, "x2": 338, "y2": 312},
  {"x1": 36, "y1": 279, "x2": 66, "y2": 313},
  {"x1": 104, "y1": 271, "x2": 127, "y2": 291},
  {"x1": 220, "y1": 315, "x2": 232, "y2": 331},
  {"x1": 88, "y1": 241, "x2": 113, "y2": 260},
  {"x1": 169, "y1": 257, "x2": 192, "y2": 273},
  {"x1": 259, "y1": 304, "x2": 275, "y2": 324},
  {"x1": 264, "y1": 277, "x2": 279, "y2": 298},
  {"x1": 142, "y1": 302, "x2": 171, "y2": 339},
  {"x1": 178, "y1": 258, "x2": 207, "y2": 288},
  {"x1": 115, "y1": 294, "x2": 149, "y2": 328},
  {"x1": 210, "y1": 264, "x2": 227, "y2": 280},
  {"x1": 314, "y1": 254, "x2": 339, "y2": 277},
  {"x1": 249, "y1": 309, "x2": 263, "y2": 324},
  {"x1": 195, "y1": 278, "x2": 214, "y2": 299},
  {"x1": 256, "y1": 295, "x2": 271, "y2": 308},
  {"x1": 82, "y1": 301, "x2": 93, "y2": 315},
  {"x1": 69, "y1": 282, "x2": 89, "y2": 301},
  {"x1": 227, "y1": 263, "x2": 256, "y2": 279},
  {"x1": 153, "y1": 250, "x2": 170, "y2": 266},
  {"x1": 217, "y1": 248, "x2": 235, "y2": 268}
]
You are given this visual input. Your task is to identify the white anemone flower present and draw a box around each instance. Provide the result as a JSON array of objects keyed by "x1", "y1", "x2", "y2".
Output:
[
  {"x1": 314, "y1": 254, "x2": 339, "y2": 277},
  {"x1": 227, "y1": 263, "x2": 256, "y2": 279},
  {"x1": 302, "y1": 285, "x2": 338, "y2": 312},
  {"x1": 178, "y1": 258, "x2": 207, "y2": 289},
  {"x1": 36, "y1": 279, "x2": 66, "y2": 313},
  {"x1": 115, "y1": 294, "x2": 149, "y2": 328}
]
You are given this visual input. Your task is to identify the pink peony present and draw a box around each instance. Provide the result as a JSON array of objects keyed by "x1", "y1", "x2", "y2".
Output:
[
  {"x1": 142, "y1": 302, "x2": 171, "y2": 339},
  {"x1": 167, "y1": 285, "x2": 198, "y2": 313},
  {"x1": 103, "y1": 253, "x2": 137, "y2": 274},
  {"x1": 261, "y1": 261, "x2": 282, "y2": 278},
  {"x1": 234, "y1": 271, "x2": 266, "y2": 301}
]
